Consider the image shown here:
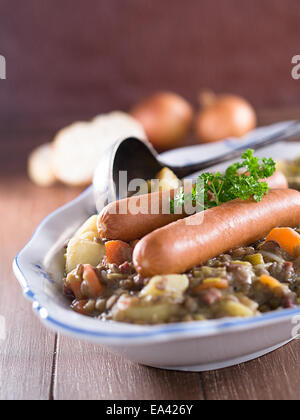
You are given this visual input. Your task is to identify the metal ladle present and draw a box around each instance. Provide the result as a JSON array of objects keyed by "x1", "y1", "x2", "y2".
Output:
[{"x1": 93, "y1": 120, "x2": 300, "y2": 212}]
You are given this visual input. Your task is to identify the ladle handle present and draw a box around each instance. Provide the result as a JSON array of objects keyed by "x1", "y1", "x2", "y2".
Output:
[{"x1": 170, "y1": 121, "x2": 300, "y2": 179}]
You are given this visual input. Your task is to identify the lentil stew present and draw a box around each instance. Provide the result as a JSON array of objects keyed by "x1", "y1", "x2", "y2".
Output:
[{"x1": 63, "y1": 218, "x2": 300, "y2": 325}]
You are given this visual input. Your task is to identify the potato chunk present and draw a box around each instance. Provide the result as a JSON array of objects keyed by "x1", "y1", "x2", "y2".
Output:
[
  {"x1": 140, "y1": 274, "x2": 189, "y2": 298},
  {"x1": 218, "y1": 300, "x2": 253, "y2": 318},
  {"x1": 74, "y1": 215, "x2": 99, "y2": 238},
  {"x1": 148, "y1": 167, "x2": 180, "y2": 192},
  {"x1": 65, "y1": 216, "x2": 105, "y2": 273},
  {"x1": 66, "y1": 237, "x2": 105, "y2": 273},
  {"x1": 157, "y1": 168, "x2": 180, "y2": 191},
  {"x1": 113, "y1": 274, "x2": 189, "y2": 324},
  {"x1": 112, "y1": 295, "x2": 179, "y2": 324}
]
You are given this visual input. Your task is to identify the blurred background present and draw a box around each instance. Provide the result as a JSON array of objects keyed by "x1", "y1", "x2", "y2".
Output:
[{"x1": 0, "y1": 0, "x2": 300, "y2": 177}]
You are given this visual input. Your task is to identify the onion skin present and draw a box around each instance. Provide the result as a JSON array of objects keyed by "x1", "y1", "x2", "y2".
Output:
[
  {"x1": 131, "y1": 92, "x2": 193, "y2": 150},
  {"x1": 195, "y1": 92, "x2": 257, "y2": 143}
]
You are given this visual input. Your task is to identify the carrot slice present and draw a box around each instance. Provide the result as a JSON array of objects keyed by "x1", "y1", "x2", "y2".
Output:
[
  {"x1": 82, "y1": 264, "x2": 103, "y2": 298},
  {"x1": 194, "y1": 278, "x2": 229, "y2": 293},
  {"x1": 265, "y1": 227, "x2": 300, "y2": 256},
  {"x1": 105, "y1": 240, "x2": 133, "y2": 265},
  {"x1": 259, "y1": 274, "x2": 283, "y2": 291}
]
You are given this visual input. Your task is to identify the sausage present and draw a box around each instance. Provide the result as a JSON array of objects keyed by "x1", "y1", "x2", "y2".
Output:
[
  {"x1": 263, "y1": 170, "x2": 288, "y2": 189},
  {"x1": 133, "y1": 189, "x2": 300, "y2": 277},
  {"x1": 98, "y1": 189, "x2": 185, "y2": 241},
  {"x1": 98, "y1": 170, "x2": 287, "y2": 242}
]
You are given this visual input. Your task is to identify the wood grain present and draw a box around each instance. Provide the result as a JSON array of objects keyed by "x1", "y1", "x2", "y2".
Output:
[
  {"x1": 202, "y1": 341, "x2": 300, "y2": 400},
  {"x1": 53, "y1": 336, "x2": 204, "y2": 400},
  {"x1": 0, "y1": 178, "x2": 81, "y2": 400}
]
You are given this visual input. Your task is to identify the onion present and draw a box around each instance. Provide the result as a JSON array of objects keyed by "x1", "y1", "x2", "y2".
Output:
[
  {"x1": 131, "y1": 92, "x2": 193, "y2": 150},
  {"x1": 195, "y1": 91, "x2": 257, "y2": 143},
  {"x1": 260, "y1": 251, "x2": 285, "y2": 264}
]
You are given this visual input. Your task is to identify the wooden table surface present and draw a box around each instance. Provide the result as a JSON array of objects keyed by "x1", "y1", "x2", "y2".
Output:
[{"x1": 1, "y1": 109, "x2": 300, "y2": 401}]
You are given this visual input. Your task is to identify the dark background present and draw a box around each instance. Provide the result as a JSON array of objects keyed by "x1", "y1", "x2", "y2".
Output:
[
  {"x1": 0, "y1": 0, "x2": 300, "y2": 174},
  {"x1": 1, "y1": 0, "x2": 300, "y2": 124}
]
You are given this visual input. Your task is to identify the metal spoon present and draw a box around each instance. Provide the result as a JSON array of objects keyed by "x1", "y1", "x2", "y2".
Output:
[{"x1": 93, "y1": 120, "x2": 300, "y2": 211}]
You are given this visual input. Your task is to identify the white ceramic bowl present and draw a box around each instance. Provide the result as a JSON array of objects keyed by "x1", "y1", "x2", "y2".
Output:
[{"x1": 13, "y1": 124, "x2": 300, "y2": 371}]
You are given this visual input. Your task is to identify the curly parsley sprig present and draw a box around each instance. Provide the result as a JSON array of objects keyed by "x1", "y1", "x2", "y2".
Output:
[{"x1": 170, "y1": 149, "x2": 276, "y2": 213}]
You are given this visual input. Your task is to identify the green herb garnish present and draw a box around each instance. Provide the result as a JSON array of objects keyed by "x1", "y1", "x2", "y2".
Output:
[{"x1": 170, "y1": 149, "x2": 276, "y2": 213}]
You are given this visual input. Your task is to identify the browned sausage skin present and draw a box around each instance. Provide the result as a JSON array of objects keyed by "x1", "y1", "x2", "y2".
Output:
[
  {"x1": 97, "y1": 189, "x2": 185, "y2": 242},
  {"x1": 263, "y1": 170, "x2": 288, "y2": 189},
  {"x1": 98, "y1": 170, "x2": 288, "y2": 242},
  {"x1": 133, "y1": 189, "x2": 300, "y2": 277}
]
